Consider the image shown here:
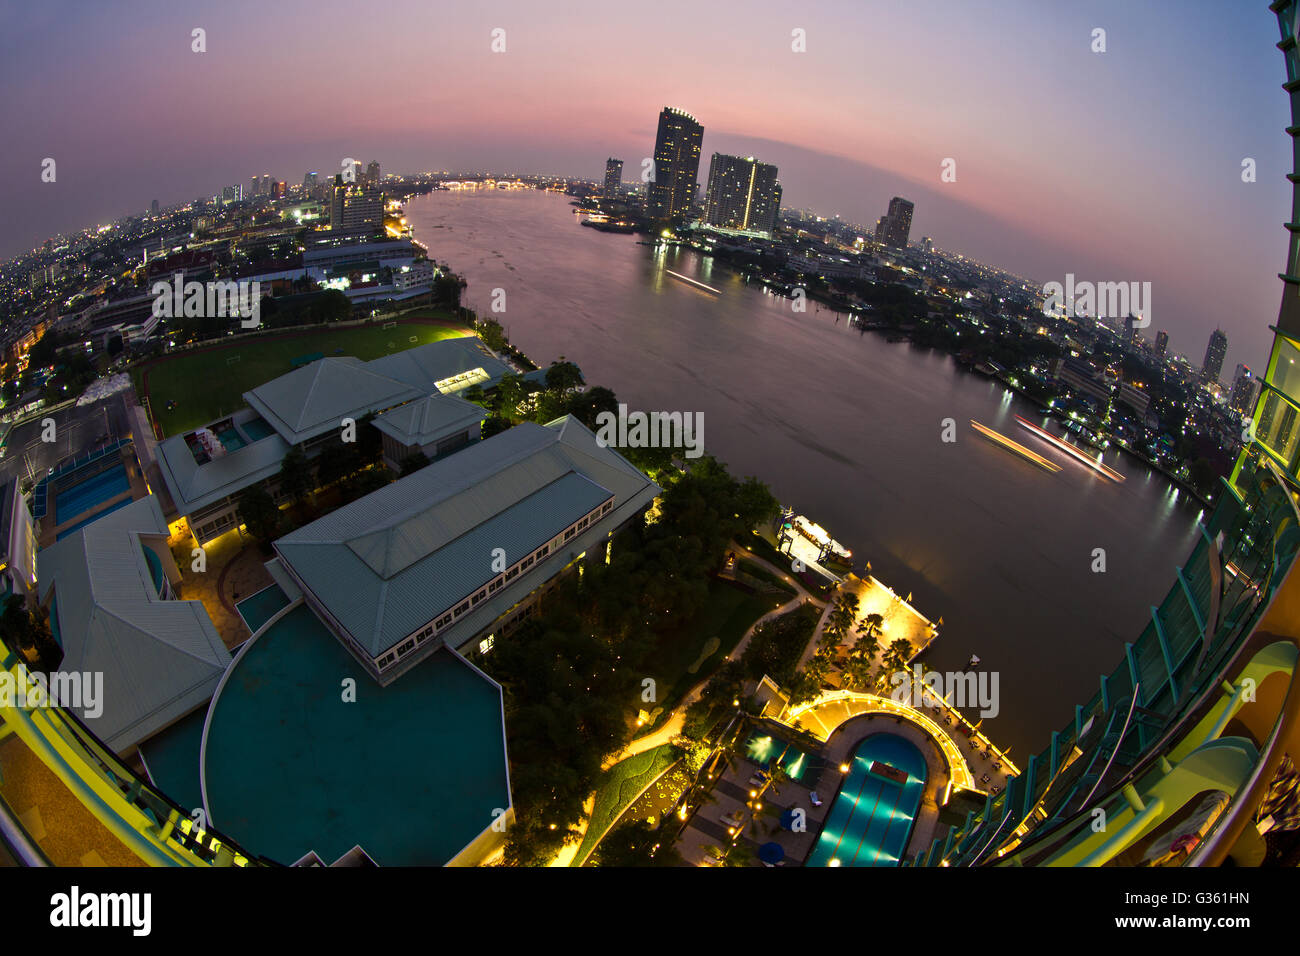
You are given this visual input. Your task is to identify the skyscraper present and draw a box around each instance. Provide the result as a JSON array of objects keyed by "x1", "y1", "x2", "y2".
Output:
[
  {"x1": 603, "y1": 158, "x2": 623, "y2": 198},
  {"x1": 646, "y1": 107, "x2": 703, "y2": 221},
  {"x1": 1155, "y1": 329, "x2": 1169, "y2": 357},
  {"x1": 876, "y1": 196, "x2": 914, "y2": 248},
  {"x1": 366, "y1": 161, "x2": 381, "y2": 185},
  {"x1": 1230, "y1": 364, "x2": 1259, "y2": 414},
  {"x1": 303, "y1": 171, "x2": 319, "y2": 191},
  {"x1": 703, "y1": 154, "x2": 782, "y2": 235},
  {"x1": 1202, "y1": 328, "x2": 1228, "y2": 383},
  {"x1": 330, "y1": 177, "x2": 383, "y2": 234}
]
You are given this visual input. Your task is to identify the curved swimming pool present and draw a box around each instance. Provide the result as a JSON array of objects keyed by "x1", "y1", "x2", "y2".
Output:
[{"x1": 807, "y1": 733, "x2": 926, "y2": 867}]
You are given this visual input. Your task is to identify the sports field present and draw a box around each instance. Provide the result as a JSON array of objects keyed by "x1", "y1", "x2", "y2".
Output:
[{"x1": 137, "y1": 315, "x2": 472, "y2": 437}]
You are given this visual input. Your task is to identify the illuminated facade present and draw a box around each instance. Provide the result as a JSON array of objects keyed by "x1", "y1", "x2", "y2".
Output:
[
  {"x1": 704, "y1": 153, "x2": 781, "y2": 235},
  {"x1": 646, "y1": 107, "x2": 703, "y2": 221}
]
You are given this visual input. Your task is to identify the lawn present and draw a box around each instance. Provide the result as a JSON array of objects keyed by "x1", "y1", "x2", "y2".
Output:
[
  {"x1": 572, "y1": 744, "x2": 680, "y2": 866},
  {"x1": 636, "y1": 578, "x2": 788, "y2": 737},
  {"x1": 136, "y1": 315, "x2": 472, "y2": 437}
]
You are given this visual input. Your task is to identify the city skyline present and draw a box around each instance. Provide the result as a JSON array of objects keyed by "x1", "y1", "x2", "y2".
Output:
[{"x1": 0, "y1": 0, "x2": 1288, "y2": 393}]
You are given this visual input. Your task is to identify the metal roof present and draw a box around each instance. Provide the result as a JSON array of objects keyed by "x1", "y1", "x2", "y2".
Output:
[
  {"x1": 364, "y1": 337, "x2": 513, "y2": 392},
  {"x1": 243, "y1": 357, "x2": 423, "y2": 446},
  {"x1": 371, "y1": 392, "x2": 487, "y2": 446},
  {"x1": 155, "y1": 430, "x2": 290, "y2": 512},
  {"x1": 274, "y1": 417, "x2": 659, "y2": 656},
  {"x1": 35, "y1": 496, "x2": 231, "y2": 752}
]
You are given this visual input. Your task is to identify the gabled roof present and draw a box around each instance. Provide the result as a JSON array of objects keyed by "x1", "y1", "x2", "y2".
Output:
[
  {"x1": 371, "y1": 392, "x2": 486, "y2": 447},
  {"x1": 243, "y1": 357, "x2": 423, "y2": 445},
  {"x1": 36, "y1": 496, "x2": 231, "y2": 752},
  {"x1": 274, "y1": 418, "x2": 659, "y2": 657}
]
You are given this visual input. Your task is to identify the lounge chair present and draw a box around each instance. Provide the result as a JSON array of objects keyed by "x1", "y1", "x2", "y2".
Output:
[{"x1": 810, "y1": 792, "x2": 823, "y2": 807}]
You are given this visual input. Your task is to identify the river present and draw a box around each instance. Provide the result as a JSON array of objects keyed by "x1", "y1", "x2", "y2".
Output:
[{"x1": 406, "y1": 188, "x2": 1204, "y2": 760}]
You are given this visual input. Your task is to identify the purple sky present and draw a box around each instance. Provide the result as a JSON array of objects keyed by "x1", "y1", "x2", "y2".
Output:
[{"x1": 0, "y1": 0, "x2": 1290, "y2": 373}]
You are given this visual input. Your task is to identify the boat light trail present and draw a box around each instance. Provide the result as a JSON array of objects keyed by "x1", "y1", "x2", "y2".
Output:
[
  {"x1": 969, "y1": 420, "x2": 1061, "y2": 472},
  {"x1": 664, "y1": 269, "x2": 722, "y2": 295},
  {"x1": 1014, "y1": 416, "x2": 1126, "y2": 481}
]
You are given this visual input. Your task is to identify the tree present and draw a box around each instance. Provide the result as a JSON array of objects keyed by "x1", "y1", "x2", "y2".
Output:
[
  {"x1": 0, "y1": 594, "x2": 61, "y2": 671},
  {"x1": 279, "y1": 445, "x2": 314, "y2": 505},
  {"x1": 544, "y1": 360, "x2": 584, "y2": 394},
  {"x1": 398, "y1": 451, "x2": 431, "y2": 477},
  {"x1": 237, "y1": 484, "x2": 281, "y2": 547},
  {"x1": 477, "y1": 316, "x2": 509, "y2": 352},
  {"x1": 590, "y1": 819, "x2": 682, "y2": 867},
  {"x1": 566, "y1": 385, "x2": 619, "y2": 431}
]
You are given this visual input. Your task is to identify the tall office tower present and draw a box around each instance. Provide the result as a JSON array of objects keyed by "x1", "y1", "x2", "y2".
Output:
[
  {"x1": 150, "y1": 198, "x2": 160, "y2": 215},
  {"x1": 703, "y1": 154, "x2": 782, "y2": 235},
  {"x1": 273, "y1": 180, "x2": 286, "y2": 199},
  {"x1": 874, "y1": 216, "x2": 890, "y2": 243},
  {"x1": 1155, "y1": 329, "x2": 1169, "y2": 357},
  {"x1": 303, "y1": 171, "x2": 319, "y2": 191},
  {"x1": 646, "y1": 107, "x2": 703, "y2": 221},
  {"x1": 1230, "y1": 364, "x2": 1258, "y2": 414},
  {"x1": 603, "y1": 158, "x2": 623, "y2": 198},
  {"x1": 221, "y1": 184, "x2": 243, "y2": 203},
  {"x1": 366, "y1": 161, "x2": 381, "y2": 185},
  {"x1": 250, "y1": 176, "x2": 261, "y2": 197},
  {"x1": 883, "y1": 197, "x2": 914, "y2": 248},
  {"x1": 920, "y1": 236, "x2": 934, "y2": 253},
  {"x1": 1202, "y1": 328, "x2": 1228, "y2": 383},
  {"x1": 261, "y1": 174, "x2": 273, "y2": 196}
]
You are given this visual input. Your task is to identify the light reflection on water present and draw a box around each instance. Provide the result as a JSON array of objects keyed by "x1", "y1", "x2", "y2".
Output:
[{"x1": 407, "y1": 190, "x2": 1204, "y2": 758}]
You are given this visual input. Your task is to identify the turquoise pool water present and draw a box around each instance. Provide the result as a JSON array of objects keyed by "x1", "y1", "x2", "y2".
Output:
[
  {"x1": 745, "y1": 732, "x2": 813, "y2": 782},
  {"x1": 56, "y1": 465, "x2": 130, "y2": 523},
  {"x1": 241, "y1": 418, "x2": 275, "y2": 442},
  {"x1": 216, "y1": 427, "x2": 246, "y2": 452},
  {"x1": 807, "y1": 734, "x2": 927, "y2": 867},
  {"x1": 55, "y1": 496, "x2": 133, "y2": 539},
  {"x1": 235, "y1": 584, "x2": 289, "y2": 634},
  {"x1": 203, "y1": 604, "x2": 509, "y2": 866},
  {"x1": 139, "y1": 707, "x2": 208, "y2": 817}
]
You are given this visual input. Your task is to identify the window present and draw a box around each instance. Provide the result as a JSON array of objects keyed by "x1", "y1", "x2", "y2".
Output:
[
  {"x1": 602, "y1": 501, "x2": 612, "y2": 514},
  {"x1": 471, "y1": 590, "x2": 485, "y2": 606},
  {"x1": 506, "y1": 567, "x2": 519, "y2": 581},
  {"x1": 397, "y1": 639, "x2": 415, "y2": 656},
  {"x1": 378, "y1": 652, "x2": 396, "y2": 667},
  {"x1": 488, "y1": 579, "x2": 502, "y2": 593},
  {"x1": 577, "y1": 517, "x2": 588, "y2": 530},
  {"x1": 537, "y1": 545, "x2": 549, "y2": 559},
  {"x1": 454, "y1": 601, "x2": 470, "y2": 617},
  {"x1": 564, "y1": 527, "x2": 575, "y2": 541},
  {"x1": 521, "y1": 555, "x2": 534, "y2": 570},
  {"x1": 436, "y1": 613, "x2": 452, "y2": 629},
  {"x1": 479, "y1": 634, "x2": 495, "y2": 655}
]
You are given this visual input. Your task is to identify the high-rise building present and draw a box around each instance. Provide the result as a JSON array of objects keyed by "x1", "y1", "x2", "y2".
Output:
[
  {"x1": 646, "y1": 107, "x2": 703, "y2": 221},
  {"x1": 366, "y1": 161, "x2": 381, "y2": 185},
  {"x1": 1230, "y1": 363, "x2": 1259, "y2": 414},
  {"x1": 603, "y1": 158, "x2": 623, "y2": 198},
  {"x1": 221, "y1": 184, "x2": 243, "y2": 204},
  {"x1": 150, "y1": 198, "x2": 160, "y2": 215},
  {"x1": 330, "y1": 178, "x2": 384, "y2": 234},
  {"x1": 875, "y1": 196, "x2": 914, "y2": 249},
  {"x1": 1202, "y1": 328, "x2": 1228, "y2": 383},
  {"x1": 1155, "y1": 329, "x2": 1169, "y2": 357},
  {"x1": 303, "y1": 171, "x2": 319, "y2": 191},
  {"x1": 703, "y1": 154, "x2": 781, "y2": 235},
  {"x1": 250, "y1": 176, "x2": 261, "y2": 198}
]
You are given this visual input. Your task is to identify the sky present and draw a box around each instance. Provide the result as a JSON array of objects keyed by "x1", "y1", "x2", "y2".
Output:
[{"x1": 0, "y1": 0, "x2": 1291, "y2": 374}]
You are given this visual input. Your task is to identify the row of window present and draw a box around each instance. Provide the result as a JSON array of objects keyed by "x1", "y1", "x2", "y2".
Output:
[{"x1": 373, "y1": 497, "x2": 615, "y2": 671}]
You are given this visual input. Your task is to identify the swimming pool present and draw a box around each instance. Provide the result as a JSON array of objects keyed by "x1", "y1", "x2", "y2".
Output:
[
  {"x1": 745, "y1": 732, "x2": 813, "y2": 782},
  {"x1": 216, "y1": 427, "x2": 246, "y2": 452},
  {"x1": 807, "y1": 734, "x2": 927, "y2": 867},
  {"x1": 56, "y1": 465, "x2": 131, "y2": 524},
  {"x1": 241, "y1": 418, "x2": 275, "y2": 442},
  {"x1": 235, "y1": 584, "x2": 290, "y2": 634}
]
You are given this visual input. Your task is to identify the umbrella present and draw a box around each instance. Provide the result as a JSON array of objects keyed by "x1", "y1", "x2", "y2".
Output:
[
  {"x1": 779, "y1": 808, "x2": 799, "y2": 830},
  {"x1": 758, "y1": 842, "x2": 785, "y2": 865}
]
